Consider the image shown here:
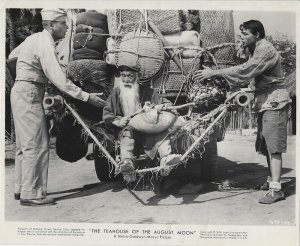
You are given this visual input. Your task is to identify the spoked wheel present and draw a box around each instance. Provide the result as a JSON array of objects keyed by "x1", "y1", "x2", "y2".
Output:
[
  {"x1": 169, "y1": 140, "x2": 218, "y2": 181},
  {"x1": 93, "y1": 143, "x2": 118, "y2": 182},
  {"x1": 199, "y1": 140, "x2": 218, "y2": 181}
]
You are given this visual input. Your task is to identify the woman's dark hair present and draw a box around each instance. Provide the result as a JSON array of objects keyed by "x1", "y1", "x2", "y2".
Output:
[{"x1": 239, "y1": 20, "x2": 265, "y2": 39}]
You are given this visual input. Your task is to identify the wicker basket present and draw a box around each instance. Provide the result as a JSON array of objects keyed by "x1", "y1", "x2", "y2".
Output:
[
  {"x1": 159, "y1": 58, "x2": 201, "y2": 92},
  {"x1": 199, "y1": 10, "x2": 235, "y2": 65},
  {"x1": 107, "y1": 9, "x2": 183, "y2": 35},
  {"x1": 115, "y1": 29, "x2": 165, "y2": 82}
]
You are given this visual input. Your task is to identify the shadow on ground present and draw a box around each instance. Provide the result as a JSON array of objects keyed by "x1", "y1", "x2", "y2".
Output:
[
  {"x1": 46, "y1": 156, "x2": 295, "y2": 206},
  {"x1": 49, "y1": 177, "x2": 125, "y2": 202},
  {"x1": 126, "y1": 156, "x2": 295, "y2": 206}
]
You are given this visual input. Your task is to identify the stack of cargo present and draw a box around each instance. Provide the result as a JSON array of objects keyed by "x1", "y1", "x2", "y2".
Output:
[
  {"x1": 105, "y1": 9, "x2": 203, "y2": 93},
  {"x1": 106, "y1": 9, "x2": 183, "y2": 35},
  {"x1": 73, "y1": 10, "x2": 108, "y2": 60},
  {"x1": 153, "y1": 10, "x2": 235, "y2": 94},
  {"x1": 67, "y1": 10, "x2": 112, "y2": 122},
  {"x1": 151, "y1": 10, "x2": 203, "y2": 94}
]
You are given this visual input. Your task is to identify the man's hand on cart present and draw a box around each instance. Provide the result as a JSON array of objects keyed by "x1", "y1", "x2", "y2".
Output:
[{"x1": 88, "y1": 93, "x2": 107, "y2": 107}]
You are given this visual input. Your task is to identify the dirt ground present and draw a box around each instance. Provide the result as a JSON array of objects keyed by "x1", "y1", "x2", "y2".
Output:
[{"x1": 4, "y1": 131, "x2": 296, "y2": 225}]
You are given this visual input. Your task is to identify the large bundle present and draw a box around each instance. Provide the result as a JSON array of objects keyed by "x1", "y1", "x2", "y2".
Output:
[
  {"x1": 106, "y1": 9, "x2": 183, "y2": 35},
  {"x1": 199, "y1": 10, "x2": 235, "y2": 66},
  {"x1": 73, "y1": 11, "x2": 109, "y2": 61},
  {"x1": 129, "y1": 109, "x2": 177, "y2": 134},
  {"x1": 164, "y1": 31, "x2": 202, "y2": 58},
  {"x1": 186, "y1": 52, "x2": 230, "y2": 113},
  {"x1": 115, "y1": 29, "x2": 165, "y2": 82},
  {"x1": 54, "y1": 113, "x2": 88, "y2": 163},
  {"x1": 67, "y1": 59, "x2": 111, "y2": 94},
  {"x1": 67, "y1": 59, "x2": 111, "y2": 122}
]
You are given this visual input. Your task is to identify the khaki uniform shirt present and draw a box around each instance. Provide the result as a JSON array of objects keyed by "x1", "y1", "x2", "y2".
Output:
[{"x1": 15, "y1": 29, "x2": 89, "y2": 102}]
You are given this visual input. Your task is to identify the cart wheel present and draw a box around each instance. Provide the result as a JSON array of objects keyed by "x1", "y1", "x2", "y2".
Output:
[
  {"x1": 170, "y1": 140, "x2": 218, "y2": 181},
  {"x1": 93, "y1": 143, "x2": 117, "y2": 182},
  {"x1": 200, "y1": 140, "x2": 218, "y2": 181}
]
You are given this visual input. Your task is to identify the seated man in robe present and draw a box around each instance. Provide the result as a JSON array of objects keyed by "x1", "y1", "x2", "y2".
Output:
[{"x1": 103, "y1": 64, "x2": 182, "y2": 181}]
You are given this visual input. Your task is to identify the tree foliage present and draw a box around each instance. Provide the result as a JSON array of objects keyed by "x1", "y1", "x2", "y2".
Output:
[
  {"x1": 266, "y1": 34, "x2": 296, "y2": 76},
  {"x1": 6, "y1": 9, "x2": 43, "y2": 57}
]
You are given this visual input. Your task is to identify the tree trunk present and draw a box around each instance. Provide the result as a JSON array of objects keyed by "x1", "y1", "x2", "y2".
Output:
[{"x1": 7, "y1": 9, "x2": 18, "y2": 52}]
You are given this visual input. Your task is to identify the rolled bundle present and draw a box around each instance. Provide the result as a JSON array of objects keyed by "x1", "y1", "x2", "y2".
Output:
[
  {"x1": 73, "y1": 33, "x2": 107, "y2": 53},
  {"x1": 164, "y1": 31, "x2": 202, "y2": 58},
  {"x1": 72, "y1": 48, "x2": 103, "y2": 60},
  {"x1": 115, "y1": 29, "x2": 165, "y2": 82},
  {"x1": 76, "y1": 24, "x2": 108, "y2": 35},
  {"x1": 164, "y1": 31, "x2": 201, "y2": 47},
  {"x1": 129, "y1": 109, "x2": 177, "y2": 134},
  {"x1": 76, "y1": 11, "x2": 108, "y2": 29},
  {"x1": 73, "y1": 10, "x2": 109, "y2": 61}
]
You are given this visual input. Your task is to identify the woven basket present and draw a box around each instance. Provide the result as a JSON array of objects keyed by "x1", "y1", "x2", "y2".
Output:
[
  {"x1": 67, "y1": 59, "x2": 111, "y2": 94},
  {"x1": 115, "y1": 29, "x2": 165, "y2": 82},
  {"x1": 199, "y1": 10, "x2": 235, "y2": 65},
  {"x1": 107, "y1": 9, "x2": 182, "y2": 35},
  {"x1": 161, "y1": 58, "x2": 201, "y2": 92},
  {"x1": 148, "y1": 10, "x2": 182, "y2": 34}
]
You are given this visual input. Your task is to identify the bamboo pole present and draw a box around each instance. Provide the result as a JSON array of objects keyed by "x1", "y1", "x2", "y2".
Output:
[
  {"x1": 147, "y1": 20, "x2": 188, "y2": 76},
  {"x1": 64, "y1": 102, "x2": 119, "y2": 169}
]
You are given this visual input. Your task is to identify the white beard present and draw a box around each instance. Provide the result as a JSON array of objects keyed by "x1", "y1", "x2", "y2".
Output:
[{"x1": 119, "y1": 82, "x2": 141, "y2": 116}]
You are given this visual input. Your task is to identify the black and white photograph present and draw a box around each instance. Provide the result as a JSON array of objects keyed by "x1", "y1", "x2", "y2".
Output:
[{"x1": 1, "y1": 1, "x2": 298, "y2": 245}]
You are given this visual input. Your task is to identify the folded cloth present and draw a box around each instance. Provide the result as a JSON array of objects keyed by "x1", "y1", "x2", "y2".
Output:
[
  {"x1": 76, "y1": 11, "x2": 108, "y2": 29},
  {"x1": 76, "y1": 24, "x2": 108, "y2": 34},
  {"x1": 73, "y1": 33, "x2": 107, "y2": 53},
  {"x1": 164, "y1": 31, "x2": 201, "y2": 47},
  {"x1": 72, "y1": 48, "x2": 103, "y2": 60},
  {"x1": 129, "y1": 109, "x2": 176, "y2": 134}
]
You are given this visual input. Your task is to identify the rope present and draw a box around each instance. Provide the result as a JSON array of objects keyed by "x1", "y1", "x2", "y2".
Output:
[{"x1": 135, "y1": 106, "x2": 228, "y2": 175}]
